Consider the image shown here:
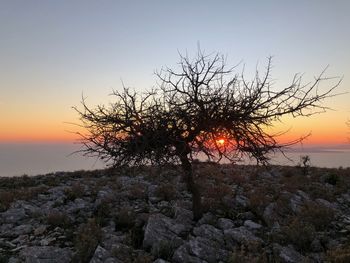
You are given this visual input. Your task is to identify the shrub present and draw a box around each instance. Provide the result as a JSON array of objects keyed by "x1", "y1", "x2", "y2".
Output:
[
  {"x1": 247, "y1": 188, "x2": 272, "y2": 219},
  {"x1": 133, "y1": 254, "x2": 154, "y2": 263},
  {"x1": 155, "y1": 183, "x2": 177, "y2": 201},
  {"x1": 228, "y1": 244, "x2": 267, "y2": 263},
  {"x1": 300, "y1": 202, "x2": 335, "y2": 231},
  {"x1": 46, "y1": 211, "x2": 71, "y2": 228},
  {"x1": 0, "y1": 191, "x2": 15, "y2": 211},
  {"x1": 94, "y1": 198, "x2": 112, "y2": 226},
  {"x1": 201, "y1": 182, "x2": 235, "y2": 215},
  {"x1": 327, "y1": 244, "x2": 350, "y2": 263},
  {"x1": 114, "y1": 207, "x2": 136, "y2": 231},
  {"x1": 129, "y1": 223, "x2": 145, "y2": 249},
  {"x1": 324, "y1": 173, "x2": 340, "y2": 185},
  {"x1": 111, "y1": 243, "x2": 134, "y2": 263},
  {"x1": 299, "y1": 155, "x2": 311, "y2": 176},
  {"x1": 128, "y1": 183, "x2": 148, "y2": 200},
  {"x1": 151, "y1": 240, "x2": 175, "y2": 260},
  {"x1": 282, "y1": 217, "x2": 316, "y2": 252},
  {"x1": 64, "y1": 182, "x2": 85, "y2": 201},
  {"x1": 74, "y1": 218, "x2": 102, "y2": 263}
]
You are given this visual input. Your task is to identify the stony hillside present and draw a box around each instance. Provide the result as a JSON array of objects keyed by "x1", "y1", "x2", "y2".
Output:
[{"x1": 0, "y1": 163, "x2": 350, "y2": 262}]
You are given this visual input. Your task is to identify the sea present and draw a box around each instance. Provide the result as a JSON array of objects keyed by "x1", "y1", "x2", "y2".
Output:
[{"x1": 0, "y1": 143, "x2": 349, "y2": 177}]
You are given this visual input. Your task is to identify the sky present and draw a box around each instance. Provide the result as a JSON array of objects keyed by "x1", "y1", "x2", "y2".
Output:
[{"x1": 1, "y1": 0, "x2": 349, "y2": 145}]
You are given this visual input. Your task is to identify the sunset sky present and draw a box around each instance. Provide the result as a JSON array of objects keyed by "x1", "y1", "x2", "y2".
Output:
[{"x1": 1, "y1": 0, "x2": 349, "y2": 145}]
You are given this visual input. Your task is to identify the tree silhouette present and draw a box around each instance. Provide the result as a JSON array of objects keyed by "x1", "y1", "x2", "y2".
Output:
[{"x1": 75, "y1": 50, "x2": 341, "y2": 220}]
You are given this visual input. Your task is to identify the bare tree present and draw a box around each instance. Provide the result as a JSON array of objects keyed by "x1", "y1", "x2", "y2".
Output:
[{"x1": 75, "y1": 50, "x2": 341, "y2": 220}]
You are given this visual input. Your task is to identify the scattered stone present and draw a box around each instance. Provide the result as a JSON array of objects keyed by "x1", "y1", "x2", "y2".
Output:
[
  {"x1": 40, "y1": 237, "x2": 56, "y2": 246},
  {"x1": 1, "y1": 165, "x2": 350, "y2": 262},
  {"x1": 244, "y1": 220, "x2": 262, "y2": 230},
  {"x1": 263, "y1": 202, "x2": 278, "y2": 227},
  {"x1": 1, "y1": 208, "x2": 26, "y2": 224},
  {"x1": 193, "y1": 224, "x2": 224, "y2": 246},
  {"x1": 172, "y1": 243, "x2": 206, "y2": 263},
  {"x1": 34, "y1": 225, "x2": 47, "y2": 236},
  {"x1": 217, "y1": 218, "x2": 234, "y2": 230},
  {"x1": 273, "y1": 244, "x2": 304, "y2": 263},
  {"x1": 143, "y1": 213, "x2": 183, "y2": 252},
  {"x1": 188, "y1": 236, "x2": 229, "y2": 263},
  {"x1": 290, "y1": 194, "x2": 303, "y2": 213},
  {"x1": 19, "y1": 246, "x2": 72, "y2": 262},
  {"x1": 90, "y1": 245, "x2": 112, "y2": 263},
  {"x1": 310, "y1": 238, "x2": 323, "y2": 252},
  {"x1": 197, "y1": 212, "x2": 217, "y2": 225},
  {"x1": 235, "y1": 195, "x2": 250, "y2": 208},
  {"x1": 224, "y1": 226, "x2": 262, "y2": 248},
  {"x1": 153, "y1": 259, "x2": 171, "y2": 263}
]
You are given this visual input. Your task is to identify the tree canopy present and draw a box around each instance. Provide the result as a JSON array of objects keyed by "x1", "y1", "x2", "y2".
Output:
[
  {"x1": 75, "y1": 50, "x2": 340, "y2": 167},
  {"x1": 75, "y1": 49, "x2": 340, "y2": 220}
]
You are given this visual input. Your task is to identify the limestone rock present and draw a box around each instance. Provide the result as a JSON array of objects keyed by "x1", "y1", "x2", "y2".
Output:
[
  {"x1": 89, "y1": 245, "x2": 114, "y2": 263},
  {"x1": 273, "y1": 244, "x2": 304, "y2": 263},
  {"x1": 172, "y1": 243, "x2": 207, "y2": 263},
  {"x1": 188, "y1": 236, "x2": 229, "y2": 263},
  {"x1": 224, "y1": 226, "x2": 262, "y2": 248},
  {"x1": 193, "y1": 224, "x2": 224, "y2": 246},
  {"x1": 244, "y1": 220, "x2": 262, "y2": 230},
  {"x1": 1, "y1": 208, "x2": 26, "y2": 224},
  {"x1": 19, "y1": 246, "x2": 72, "y2": 263},
  {"x1": 263, "y1": 202, "x2": 278, "y2": 227},
  {"x1": 217, "y1": 218, "x2": 234, "y2": 230},
  {"x1": 153, "y1": 259, "x2": 170, "y2": 263},
  {"x1": 143, "y1": 214, "x2": 183, "y2": 252}
]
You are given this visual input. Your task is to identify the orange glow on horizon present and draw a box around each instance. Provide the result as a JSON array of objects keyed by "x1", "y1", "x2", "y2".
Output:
[
  {"x1": 0, "y1": 130, "x2": 347, "y2": 145},
  {"x1": 0, "y1": 115, "x2": 348, "y2": 145}
]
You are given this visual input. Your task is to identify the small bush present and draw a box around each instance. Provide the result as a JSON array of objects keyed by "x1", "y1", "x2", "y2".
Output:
[
  {"x1": 247, "y1": 188, "x2": 272, "y2": 219},
  {"x1": 299, "y1": 155, "x2": 311, "y2": 176},
  {"x1": 282, "y1": 217, "x2": 316, "y2": 252},
  {"x1": 201, "y1": 182, "x2": 236, "y2": 218},
  {"x1": 74, "y1": 218, "x2": 102, "y2": 263},
  {"x1": 0, "y1": 191, "x2": 15, "y2": 211},
  {"x1": 324, "y1": 173, "x2": 340, "y2": 185},
  {"x1": 111, "y1": 243, "x2": 134, "y2": 263},
  {"x1": 65, "y1": 182, "x2": 85, "y2": 201},
  {"x1": 281, "y1": 166, "x2": 296, "y2": 178},
  {"x1": 114, "y1": 207, "x2": 136, "y2": 231},
  {"x1": 0, "y1": 255, "x2": 10, "y2": 263},
  {"x1": 155, "y1": 183, "x2": 176, "y2": 201},
  {"x1": 129, "y1": 223, "x2": 145, "y2": 249},
  {"x1": 133, "y1": 253, "x2": 154, "y2": 263},
  {"x1": 128, "y1": 183, "x2": 148, "y2": 200},
  {"x1": 94, "y1": 198, "x2": 112, "y2": 226},
  {"x1": 151, "y1": 240, "x2": 175, "y2": 260},
  {"x1": 300, "y1": 202, "x2": 335, "y2": 231},
  {"x1": 228, "y1": 244, "x2": 267, "y2": 263},
  {"x1": 327, "y1": 244, "x2": 350, "y2": 263},
  {"x1": 46, "y1": 211, "x2": 71, "y2": 228}
]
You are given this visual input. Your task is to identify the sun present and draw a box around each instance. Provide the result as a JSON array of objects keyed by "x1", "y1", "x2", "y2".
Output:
[{"x1": 217, "y1": 138, "x2": 225, "y2": 145}]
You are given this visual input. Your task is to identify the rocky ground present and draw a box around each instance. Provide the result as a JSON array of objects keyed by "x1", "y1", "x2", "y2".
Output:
[{"x1": 0, "y1": 163, "x2": 350, "y2": 263}]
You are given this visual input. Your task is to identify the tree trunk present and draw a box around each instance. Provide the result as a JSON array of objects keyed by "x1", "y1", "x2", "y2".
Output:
[{"x1": 179, "y1": 155, "x2": 203, "y2": 221}]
